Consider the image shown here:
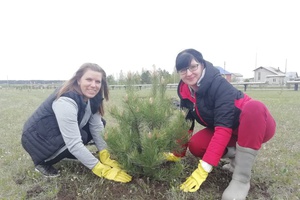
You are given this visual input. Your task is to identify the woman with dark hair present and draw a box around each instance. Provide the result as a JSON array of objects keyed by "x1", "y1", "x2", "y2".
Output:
[
  {"x1": 21, "y1": 63, "x2": 131, "y2": 183},
  {"x1": 170, "y1": 49, "x2": 276, "y2": 199}
]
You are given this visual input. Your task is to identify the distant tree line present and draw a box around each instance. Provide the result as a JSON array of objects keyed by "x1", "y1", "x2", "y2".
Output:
[
  {"x1": 0, "y1": 67, "x2": 181, "y2": 88},
  {"x1": 107, "y1": 68, "x2": 180, "y2": 85}
]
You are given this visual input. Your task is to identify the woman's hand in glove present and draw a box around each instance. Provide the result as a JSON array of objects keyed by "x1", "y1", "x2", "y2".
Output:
[
  {"x1": 164, "y1": 152, "x2": 181, "y2": 162},
  {"x1": 180, "y1": 160, "x2": 212, "y2": 192},
  {"x1": 99, "y1": 149, "x2": 120, "y2": 169},
  {"x1": 92, "y1": 162, "x2": 132, "y2": 183}
]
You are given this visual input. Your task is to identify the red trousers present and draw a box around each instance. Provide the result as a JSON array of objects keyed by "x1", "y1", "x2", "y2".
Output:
[{"x1": 188, "y1": 100, "x2": 276, "y2": 158}]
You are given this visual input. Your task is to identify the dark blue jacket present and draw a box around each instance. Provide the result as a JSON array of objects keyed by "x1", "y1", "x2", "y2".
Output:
[{"x1": 177, "y1": 61, "x2": 251, "y2": 166}]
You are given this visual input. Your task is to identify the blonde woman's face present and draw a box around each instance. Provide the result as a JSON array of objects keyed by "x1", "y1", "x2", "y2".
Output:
[{"x1": 78, "y1": 69, "x2": 102, "y2": 101}]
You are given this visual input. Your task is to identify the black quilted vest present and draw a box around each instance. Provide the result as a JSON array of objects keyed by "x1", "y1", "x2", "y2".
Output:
[{"x1": 21, "y1": 90, "x2": 103, "y2": 165}]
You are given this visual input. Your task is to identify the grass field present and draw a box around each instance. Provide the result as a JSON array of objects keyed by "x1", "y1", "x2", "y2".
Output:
[{"x1": 0, "y1": 87, "x2": 299, "y2": 200}]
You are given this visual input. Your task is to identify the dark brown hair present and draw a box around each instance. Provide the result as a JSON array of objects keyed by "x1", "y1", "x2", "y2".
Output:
[
  {"x1": 175, "y1": 48, "x2": 205, "y2": 71},
  {"x1": 56, "y1": 63, "x2": 109, "y2": 115}
]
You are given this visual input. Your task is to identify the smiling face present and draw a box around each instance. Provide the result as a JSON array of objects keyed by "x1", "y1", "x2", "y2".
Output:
[
  {"x1": 179, "y1": 59, "x2": 204, "y2": 88},
  {"x1": 77, "y1": 69, "x2": 102, "y2": 101}
]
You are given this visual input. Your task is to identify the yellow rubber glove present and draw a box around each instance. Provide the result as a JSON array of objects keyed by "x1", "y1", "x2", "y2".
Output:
[
  {"x1": 180, "y1": 160, "x2": 210, "y2": 192},
  {"x1": 92, "y1": 162, "x2": 132, "y2": 183},
  {"x1": 99, "y1": 149, "x2": 120, "y2": 169},
  {"x1": 164, "y1": 152, "x2": 181, "y2": 162}
]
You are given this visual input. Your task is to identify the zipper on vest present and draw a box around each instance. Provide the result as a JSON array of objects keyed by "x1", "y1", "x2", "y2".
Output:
[{"x1": 193, "y1": 92, "x2": 208, "y2": 126}]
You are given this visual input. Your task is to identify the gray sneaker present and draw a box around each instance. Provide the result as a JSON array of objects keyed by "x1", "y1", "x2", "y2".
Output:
[{"x1": 35, "y1": 165, "x2": 60, "y2": 177}]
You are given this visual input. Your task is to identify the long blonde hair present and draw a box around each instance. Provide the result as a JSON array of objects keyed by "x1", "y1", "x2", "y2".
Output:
[{"x1": 56, "y1": 63, "x2": 109, "y2": 115}]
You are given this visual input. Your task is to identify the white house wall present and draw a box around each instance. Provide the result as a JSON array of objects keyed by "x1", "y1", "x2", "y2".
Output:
[
  {"x1": 254, "y1": 68, "x2": 276, "y2": 82},
  {"x1": 254, "y1": 68, "x2": 285, "y2": 85}
]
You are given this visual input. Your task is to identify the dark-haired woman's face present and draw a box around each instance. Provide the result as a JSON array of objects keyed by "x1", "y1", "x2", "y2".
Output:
[
  {"x1": 78, "y1": 69, "x2": 102, "y2": 101},
  {"x1": 179, "y1": 59, "x2": 203, "y2": 87}
]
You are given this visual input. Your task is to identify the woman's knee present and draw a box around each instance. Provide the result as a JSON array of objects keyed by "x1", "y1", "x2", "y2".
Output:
[
  {"x1": 188, "y1": 128, "x2": 214, "y2": 157},
  {"x1": 189, "y1": 138, "x2": 206, "y2": 157},
  {"x1": 80, "y1": 129, "x2": 92, "y2": 144}
]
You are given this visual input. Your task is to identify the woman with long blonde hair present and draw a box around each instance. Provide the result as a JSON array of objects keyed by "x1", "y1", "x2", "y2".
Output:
[{"x1": 22, "y1": 63, "x2": 131, "y2": 183}]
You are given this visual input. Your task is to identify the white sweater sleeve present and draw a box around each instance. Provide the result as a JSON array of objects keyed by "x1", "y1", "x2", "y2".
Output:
[
  {"x1": 52, "y1": 97, "x2": 98, "y2": 169},
  {"x1": 89, "y1": 112, "x2": 107, "y2": 151}
]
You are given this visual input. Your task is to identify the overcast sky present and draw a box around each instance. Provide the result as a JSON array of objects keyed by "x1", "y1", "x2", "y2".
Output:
[{"x1": 0, "y1": 0, "x2": 299, "y2": 80}]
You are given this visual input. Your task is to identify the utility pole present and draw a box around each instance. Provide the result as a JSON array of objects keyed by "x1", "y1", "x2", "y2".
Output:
[
  {"x1": 285, "y1": 58, "x2": 287, "y2": 73},
  {"x1": 255, "y1": 52, "x2": 257, "y2": 69}
]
